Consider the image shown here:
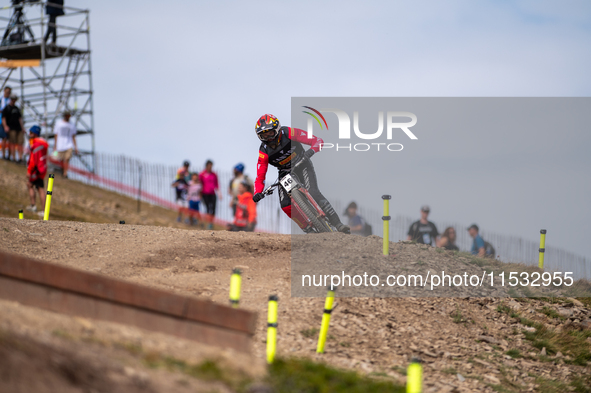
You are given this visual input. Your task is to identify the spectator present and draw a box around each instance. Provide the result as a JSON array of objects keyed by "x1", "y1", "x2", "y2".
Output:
[
  {"x1": 199, "y1": 159, "x2": 221, "y2": 230},
  {"x1": 437, "y1": 227, "x2": 459, "y2": 251},
  {"x1": 228, "y1": 180, "x2": 256, "y2": 232},
  {"x1": 2, "y1": 94, "x2": 25, "y2": 162},
  {"x1": 187, "y1": 172, "x2": 202, "y2": 226},
  {"x1": 407, "y1": 205, "x2": 439, "y2": 246},
  {"x1": 344, "y1": 201, "x2": 367, "y2": 236},
  {"x1": 467, "y1": 224, "x2": 495, "y2": 258},
  {"x1": 25, "y1": 125, "x2": 48, "y2": 215},
  {"x1": 0, "y1": 86, "x2": 11, "y2": 159},
  {"x1": 228, "y1": 163, "x2": 252, "y2": 216},
  {"x1": 172, "y1": 160, "x2": 190, "y2": 223},
  {"x1": 44, "y1": 0, "x2": 64, "y2": 45},
  {"x1": 53, "y1": 110, "x2": 77, "y2": 178}
]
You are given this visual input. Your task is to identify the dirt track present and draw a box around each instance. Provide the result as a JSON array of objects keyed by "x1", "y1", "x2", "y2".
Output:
[{"x1": 1, "y1": 218, "x2": 590, "y2": 392}]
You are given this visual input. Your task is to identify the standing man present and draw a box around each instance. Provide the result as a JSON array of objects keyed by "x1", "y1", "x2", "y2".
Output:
[
  {"x1": 2, "y1": 94, "x2": 25, "y2": 162},
  {"x1": 53, "y1": 110, "x2": 77, "y2": 178},
  {"x1": 0, "y1": 86, "x2": 11, "y2": 160},
  {"x1": 199, "y1": 159, "x2": 221, "y2": 230},
  {"x1": 44, "y1": 0, "x2": 64, "y2": 45},
  {"x1": 407, "y1": 205, "x2": 439, "y2": 246},
  {"x1": 26, "y1": 125, "x2": 48, "y2": 215}
]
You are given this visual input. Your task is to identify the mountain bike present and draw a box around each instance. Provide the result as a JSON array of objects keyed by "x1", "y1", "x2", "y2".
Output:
[{"x1": 258, "y1": 159, "x2": 334, "y2": 233}]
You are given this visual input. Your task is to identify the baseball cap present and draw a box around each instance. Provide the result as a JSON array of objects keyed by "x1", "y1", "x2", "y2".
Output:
[
  {"x1": 421, "y1": 205, "x2": 430, "y2": 212},
  {"x1": 467, "y1": 224, "x2": 479, "y2": 231},
  {"x1": 9, "y1": 94, "x2": 17, "y2": 101},
  {"x1": 29, "y1": 125, "x2": 41, "y2": 136}
]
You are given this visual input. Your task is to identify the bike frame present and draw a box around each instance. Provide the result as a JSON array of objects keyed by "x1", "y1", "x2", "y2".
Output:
[{"x1": 261, "y1": 162, "x2": 330, "y2": 233}]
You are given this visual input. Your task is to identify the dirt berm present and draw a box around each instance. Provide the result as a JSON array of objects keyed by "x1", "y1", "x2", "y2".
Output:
[{"x1": 1, "y1": 218, "x2": 590, "y2": 392}]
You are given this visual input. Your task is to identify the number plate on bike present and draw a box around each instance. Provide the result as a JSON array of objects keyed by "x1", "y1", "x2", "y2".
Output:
[{"x1": 280, "y1": 174, "x2": 296, "y2": 192}]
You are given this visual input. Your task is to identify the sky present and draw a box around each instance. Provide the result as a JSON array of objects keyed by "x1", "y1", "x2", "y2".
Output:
[{"x1": 16, "y1": 1, "x2": 591, "y2": 257}]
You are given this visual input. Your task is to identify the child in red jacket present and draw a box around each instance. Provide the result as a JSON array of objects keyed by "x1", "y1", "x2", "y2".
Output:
[
  {"x1": 26, "y1": 125, "x2": 48, "y2": 214},
  {"x1": 228, "y1": 181, "x2": 257, "y2": 232}
]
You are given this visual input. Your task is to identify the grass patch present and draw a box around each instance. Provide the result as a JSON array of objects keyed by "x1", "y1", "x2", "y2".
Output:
[
  {"x1": 536, "y1": 376, "x2": 570, "y2": 393},
  {"x1": 339, "y1": 341, "x2": 351, "y2": 348},
  {"x1": 111, "y1": 340, "x2": 251, "y2": 390},
  {"x1": 539, "y1": 306, "x2": 565, "y2": 320},
  {"x1": 142, "y1": 353, "x2": 250, "y2": 390},
  {"x1": 390, "y1": 365, "x2": 406, "y2": 376},
  {"x1": 570, "y1": 375, "x2": 591, "y2": 393},
  {"x1": 497, "y1": 303, "x2": 591, "y2": 366},
  {"x1": 51, "y1": 329, "x2": 74, "y2": 340},
  {"x1": 505, "y1": 349, "x2": 522, "y2": 359},
  {"x1": 266, "y1": 357, "x2": 405, "y2": 393},
  {"x1": 451, "y1": 306, "x2": 466, "y2": 323},
  {"x1": 521, "y1": 320, "x2": 590, "y2": 366},
  {"x1": 441, "y1": 367, "x2": 457, "y2": 375},
  {"x1": 300, "y1": 328, "x2": 319, "y2": 338}
]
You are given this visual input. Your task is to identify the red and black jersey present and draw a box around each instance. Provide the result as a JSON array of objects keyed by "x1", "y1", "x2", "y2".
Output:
[{"x1": 254, "y1": 126, "x2": 323, "y2": 194}]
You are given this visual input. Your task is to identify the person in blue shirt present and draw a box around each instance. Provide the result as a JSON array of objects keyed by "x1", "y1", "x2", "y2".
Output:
[
  {"x1": 468, "y1": 224, "x2": 486, "y2": 257},
  {"x1": 345, "y1": 201, "x2": 365, "y2": 236}
]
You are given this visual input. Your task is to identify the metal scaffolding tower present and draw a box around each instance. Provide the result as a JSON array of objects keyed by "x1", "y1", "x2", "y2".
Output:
[{"x1": 0, "y1": 1, "x2": 94, "y2": 172}]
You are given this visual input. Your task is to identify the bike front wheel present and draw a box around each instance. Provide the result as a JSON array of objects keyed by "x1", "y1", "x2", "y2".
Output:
[{"x1": 291, "y1": 189, "x2": 333, "y2": 233}]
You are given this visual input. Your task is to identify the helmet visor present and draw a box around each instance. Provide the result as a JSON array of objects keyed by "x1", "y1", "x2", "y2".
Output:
[{"x1": 258, "y1": 129, "x2": 276, "y2": 142}]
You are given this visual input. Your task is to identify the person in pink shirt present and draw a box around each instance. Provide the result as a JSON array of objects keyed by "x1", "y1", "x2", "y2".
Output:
[{"x1": 199, "y1": 159, "x2": 222, "y2": 229}]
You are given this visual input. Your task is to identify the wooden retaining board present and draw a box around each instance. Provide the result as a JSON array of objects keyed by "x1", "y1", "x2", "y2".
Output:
[{"x1": 0, "y1": 251, "x2": 257, "y2": 353}]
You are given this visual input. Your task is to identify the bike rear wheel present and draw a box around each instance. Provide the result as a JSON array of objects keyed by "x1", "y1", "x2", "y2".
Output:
[{"x1": 291, "y1": 189, "x2": 333, "y2": 233}]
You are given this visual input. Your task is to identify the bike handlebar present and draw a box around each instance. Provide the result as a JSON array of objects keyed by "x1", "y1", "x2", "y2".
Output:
[{"x1": 257, "y1": 155, "x2": 311, "y2": 201}]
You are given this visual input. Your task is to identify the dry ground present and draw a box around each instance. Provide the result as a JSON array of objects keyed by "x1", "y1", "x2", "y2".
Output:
[{"x1": 1, "y1": 218, "x2": 590, "y2": 393}]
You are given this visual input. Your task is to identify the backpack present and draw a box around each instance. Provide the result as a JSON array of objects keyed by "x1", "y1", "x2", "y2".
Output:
[
  {"x1": 484, "y1": 241, "x2": 496, "y2": 258},
  {"x1": 363, "y1": 222, "x2": 373, "y2": 236}
]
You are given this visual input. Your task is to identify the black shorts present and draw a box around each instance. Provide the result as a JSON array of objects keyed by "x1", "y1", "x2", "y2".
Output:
[
  {"x1": 202, "y1": 193, "x2": 217, "y2": 216},
  {"x1": 30, "y1": 178, "x2": 44, "y2": 189}
]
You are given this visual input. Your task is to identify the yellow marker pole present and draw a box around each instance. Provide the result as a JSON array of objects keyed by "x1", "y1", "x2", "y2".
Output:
[
  {"x1": 267, "y1": 295, "x2": 278, "y2": 364},
  {"x1": 229, "y1": 268, "x2": 242, "y2": 308},
  {"x1": 18, "y1": 209, "x2": 23, "y2": 219},
  {"x1": 382, "y1": 195, "x2": 391, "y2": 255},
  {"x1": 406, "y1": 357, "x2": 423, "y2": 393},
  {"x1": 316, "y1": 285, "x2": 336, "y2": 354},
  {"x1": 538, "y1": 229, "x2": 546, "y2": 269},
  {"x1": 43, "y1": 174, "x2": 54, "y2": 221}
]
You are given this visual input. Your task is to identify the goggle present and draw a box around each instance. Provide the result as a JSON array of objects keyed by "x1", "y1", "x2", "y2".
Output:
[{"x1": 258, "y1": 129, "x2": 276, "y2": 141}]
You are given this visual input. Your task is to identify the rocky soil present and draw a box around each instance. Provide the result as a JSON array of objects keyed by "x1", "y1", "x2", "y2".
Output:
[{"x1": 1, "y1": 218, "x2": 590, "y2": 392}]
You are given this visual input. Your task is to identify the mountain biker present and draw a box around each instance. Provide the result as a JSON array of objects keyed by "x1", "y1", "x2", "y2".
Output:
[{"x1": 252, "y1": 114, "x2": 350, "y2": 234}]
